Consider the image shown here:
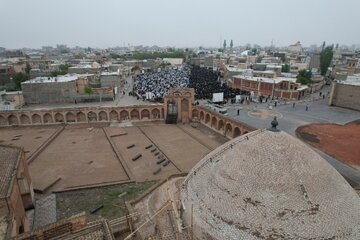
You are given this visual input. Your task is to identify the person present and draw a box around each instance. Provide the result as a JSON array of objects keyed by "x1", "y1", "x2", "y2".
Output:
[
  {"x1": 237, "y1": 109, "x2": 240, "y2": 116},
  {"x1": 323, "y1": 94, "x2": 325, "y2": 99},
  {"x1": 306, "y1": 104, "x2": 309, "y2": 111},
  {"x1": 293, "y1": 102, "x2": 295, "y2": 108},
  {"x1": 274, "y1": 101, "x2": 277, "y2": 107}
]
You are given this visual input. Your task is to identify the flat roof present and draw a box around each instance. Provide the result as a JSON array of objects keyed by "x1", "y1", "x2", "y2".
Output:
[
  {"x1": 233, "y1": 75, "x2": 297, "y2": 84},
  {"x1": 339, "y1": 74, "x2": 360, "y2": 86},
  {"x1": 23, "y1": 74, "x2": 93, "y2": 84},
  {"x1": 100, "y1": 72, "x2": 119, "y2": 76}
]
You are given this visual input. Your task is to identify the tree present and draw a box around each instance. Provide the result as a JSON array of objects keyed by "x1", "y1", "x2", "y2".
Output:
[
  {"x1": 13, "y1": 72, "x2": 29, "y2": 90},
  {"x1": 84, "y1": 85, "x2": 93, "y2": 94},
  {"x1": 131, "y1": 65, "x2": 140, "y2": 72},
  {"x1": 320, "y1": 46, "x2": 334, "y2": 76},
  {"x1": 281, "y1": 64, "x2": 290, "y2": 73},
  {"x1": 25, "y1": 63, "x2": 31, "y2": 74},
  {"x1": 296, "y1": 69, "x2": 312, "y2": 85},
  {"x1": 50, "y1": 63, "x2": 70, "y2": 77}
]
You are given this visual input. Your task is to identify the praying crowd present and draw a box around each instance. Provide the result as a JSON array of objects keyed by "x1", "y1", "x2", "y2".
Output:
[
  {"x1": 189, "y1": 65, "x2": 242, "y2": 100},
  {"x1": 134, "y1": 67, "x2": 190, "y2": 100},
  {"x1": 134, "y1": 65, "x2": 242, "y2": 102}
]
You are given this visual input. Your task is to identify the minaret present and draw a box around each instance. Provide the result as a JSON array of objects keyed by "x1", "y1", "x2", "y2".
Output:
[
  {"x1": 223, "y1": 40, "x2": 227, "y2": 52},
  {"x1": 230, "y1": 40, "x2": 233, "y2": 52}
]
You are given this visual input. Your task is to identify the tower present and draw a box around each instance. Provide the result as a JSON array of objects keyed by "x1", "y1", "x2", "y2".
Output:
[
  {"x1": 230, "y1": 40, "x2": 233, "y2": 52},
  {"x1": 223, "y1": 40, "x2": 227, "y2": 52}
]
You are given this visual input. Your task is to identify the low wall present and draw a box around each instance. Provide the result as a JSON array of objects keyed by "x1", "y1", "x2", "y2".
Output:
[{"x1": 0, "y1": 105, "x2": 165, "y2": 127}]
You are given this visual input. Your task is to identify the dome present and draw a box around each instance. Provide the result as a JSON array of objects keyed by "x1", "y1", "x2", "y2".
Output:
[{"x1": 181, "y1": 129, "x2": 360, "y2": 240}]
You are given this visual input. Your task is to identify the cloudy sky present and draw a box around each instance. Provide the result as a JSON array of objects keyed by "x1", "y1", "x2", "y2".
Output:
[{"x1": 1, "y1": 0, "x2": 359, "y2": 49}]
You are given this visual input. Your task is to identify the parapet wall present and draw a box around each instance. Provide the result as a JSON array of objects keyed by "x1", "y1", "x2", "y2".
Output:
[
  {"x1": 192, "y1": 106, "x2": 257, "y2": 138},
  {"x1": 0, "y1": 105, "x2": 165, "y2": 127}
]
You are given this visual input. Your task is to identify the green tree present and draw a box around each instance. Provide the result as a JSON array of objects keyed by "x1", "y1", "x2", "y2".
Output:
[
  {"x1": 50, "y1": 63, "x2": 70, "y2": 77},
  {"x1": 13, "y1": 72, "x2": 29, "y2": 90},
  {"x1": 25, "y1": 63, "x2": 31, "y2": 74},
  {"x1": 320, "y1": 46, "x2": 334, "y2": 76},
  {"x1": 281, "y1": 64, "x2": 290, "y2": 73},
  {"x1": 131, "y1": 65, "x2": 141, "y2": 72},
  {"x1": 84, "y1": 85, "x2": 93, "y2": 94},
  {"x1": 296, "y1": 69, "x2": 312, "y2": 85},
  {"x1": 110, "y1": 53, "x2": 121, "y2": 59}
]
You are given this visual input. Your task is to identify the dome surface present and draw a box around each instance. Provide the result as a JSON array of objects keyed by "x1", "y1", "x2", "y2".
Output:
[{"x1": 181, "y1": 129, "x2": 360, "y2": 240}]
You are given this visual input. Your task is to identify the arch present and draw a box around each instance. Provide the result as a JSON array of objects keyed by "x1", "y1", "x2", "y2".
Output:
[
  {"x1": 20, "y1": 114, "x2": 30, "y2": 125},
  {"x1": 205, "y1": 113, "x2": 210, "y2": 125},
  {"x1": 0, "y1": 115, "x2": 7, "y2": 126},
  {"x1": 233, "y1": 127, "x2": 241, "y2": 138},
  {"x1": 151, "y1": 108, "x2": 160, "y2": 119},
  {"x1": 43, "y1": 113, "x2": 53, "y2": 123},
  {"x1": 218, "y1": 119, "x2": 224, "y2": 131},
  {"x1": 76, "y1": 112, "x2": 86, "y2": 122},
  {"x1": 109, "y1": 110, "x2": 119, "y2": 121},
  {"x1": 31, "y1": 114, "x2": 41, "y2": 124},
  {"x1": 130, "y1": 109, "x2": 139, "y2": 120},
  {"x1": 181, "y1": 98, "x2": 189, "y2": 112},
  {"x1": 211, "y1": 116, "x2": 217, "y2": 128},
  {"x1": 141, "y1": 109, "x2": 150, "y2": 119},
  {"x1": 99, "y1": 111, "x2": 108, "y2": 121},
  {"x1": 8, "y1": 115, "x2": 18, "y2": 125},
  {"x1": 87, "y1": 111, "x2": 97, "y2": 122},
  {"x1": 200, "y1": 111, "x2": 205, "y2": 121},
  {"x1": 120, "y1": 110, "x2": 129, "y2": 120},
  {"x1": 65, "y1": 112, "x2": 76, "y2": 122},
  {"x1": 54, "y1": 113, "x2": 64, "y2": 122},
  {"x1": 192, "y1": 109, "x2": 199, "y2": 119},
  {"x1": 243, "y1": 131, "x2": 249, "y2": 135},
  {"x1": 161, "y1": 108, "x2": 164, "y2": 118},
  {"x1": 225, "y1": 123, "x2": 233, "y2": 137}
]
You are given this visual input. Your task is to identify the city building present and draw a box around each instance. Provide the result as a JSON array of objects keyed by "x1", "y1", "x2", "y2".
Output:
[
  {"x1": 329, "y1": 74, "x2": 360, "y2": 111},
  {"x1": 230, "y1": 75, "x2": 308, "y2": 100},
  {"x1": 21, "y1": 74, "x2": 114, "y2": 104},
  {"x1": 0, "y1": 145, "x2": 34, "y2": 239}
]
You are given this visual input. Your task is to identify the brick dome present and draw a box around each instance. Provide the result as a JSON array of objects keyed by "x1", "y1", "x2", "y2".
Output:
[{"x1": 181, "y1": 129, "x2": 360, "y2": 240}]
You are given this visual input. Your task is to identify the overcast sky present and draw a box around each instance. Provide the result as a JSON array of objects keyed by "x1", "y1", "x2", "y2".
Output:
[{"x1": 1, "y1": 0, "x2": 359, "y2": 49}]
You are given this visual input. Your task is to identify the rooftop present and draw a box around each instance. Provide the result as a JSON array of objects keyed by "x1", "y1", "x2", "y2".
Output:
[
  {"x1": 0, "y1": 145, "x2": 21, "y2": 199},
  {"x1": 182, "y1": 129, "x2": 360, "y2": 239},
  {"x1": 233, "y1": 75, "x2": 297, "y2": 84},
  {"x1": 340, "y1": 74, "x2": 360, "y2": 86},
  {"x1": 22, "y1": 74, "x2": 93, "y2": 84}
]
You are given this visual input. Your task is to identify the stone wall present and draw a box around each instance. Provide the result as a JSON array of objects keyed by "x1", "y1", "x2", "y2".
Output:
[{"x1": 329, "y1": 82, "x2": 360, "y2": 111}]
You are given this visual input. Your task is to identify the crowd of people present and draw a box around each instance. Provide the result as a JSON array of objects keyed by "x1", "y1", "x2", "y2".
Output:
[
  {"x1": 134, "y1": 65, "x2": 242, "y2": 102},
  {"x1": 134, "y1": 67, "x2": 190, "y2": 101},
  {"x1": 189, "y1": 65, "x2": 242, "y2": 101}
]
